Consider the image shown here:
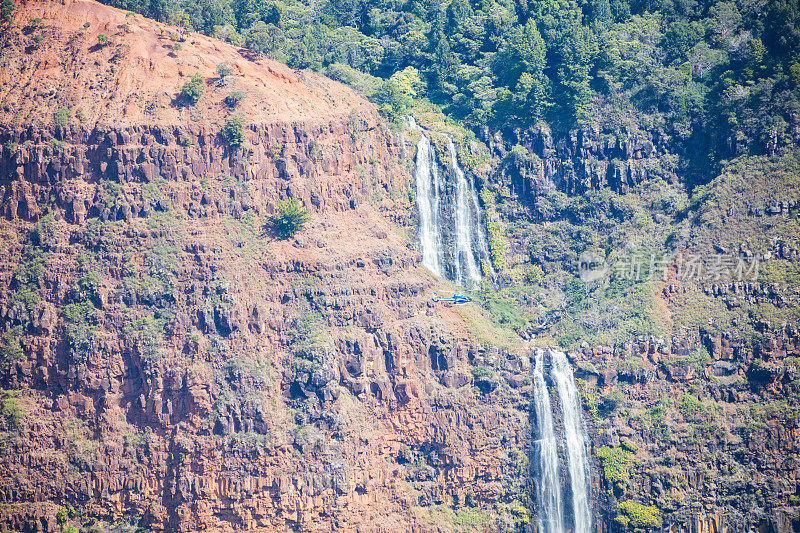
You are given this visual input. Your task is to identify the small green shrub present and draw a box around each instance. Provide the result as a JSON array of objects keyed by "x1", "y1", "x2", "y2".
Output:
[
  {"x1": 56, "y1": 506, "x2": 77, "y2": 525},
  {"x1": 123, "y1": 316, "x2": 165, "y2": 363},
  {"x1": 525, "y1": 264, "x2": 545, "y2": 284},
  {"x1": 61, "y1": 301, "x2": 97, "y2": 362},
  {"x1": 8, "y1": 248, "x2": 48, "y2": 326},
  {"x1": 0, "y1": 390, "x2": 23, "y2": 429},
  {"x1": 270, "y1": 198, "x2": 310, "y2": 239},
  {"x1": 222, "y1": 115, "x2": 244, "y2": 147},
  {"x1": 225, "y1": 90, "x2": 246, "y2": 107},
  {"x1": 616, "y1": 500, "x2": 661, "y2": 530},
  {"x1": 0, "y1": 326, "x2": 24, "y2": 366},
  {"x1": 123, "y1": 431, "x2": 147, "y2": 447},
  {"x1": 216, "y1": 62, "x2": 233, "y2": 79},
  {"x1": 53, "y1": 107, "x2": 70, "y2": 127},
  {"x1": 1, "y1": 0, "x2": 15, "y2": 23},
  {"x1": 97, "y1": 34, "x2": 109, "y2": 45},
  {"x1": 597, "y1": 446, "x2": 634, "y2": 493},
  {"x1": 181, "y1": 72, "x2": 204, "y2": 105},
  {"x1": 471, "y1": 365, "x2": 493, "y2": 378}
]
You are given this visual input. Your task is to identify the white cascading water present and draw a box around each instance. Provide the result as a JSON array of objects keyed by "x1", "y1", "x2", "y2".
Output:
[
  {"x1": 532, "y1": 350, "x2": 565, "y2": 533},
  {"x1": 469, "y1": 178, "x2": 496, "y2": 280},
  {"x1": 409, "y1": 117, "x2": 444, "y2": 277},
  {"x1": 447, "y1": 138, "x2": 482, "y2": 287},
  {"x1": 408, "y1": 117, "x2": 490, "y2": 287},
  {"x1": 551, "y1": 350, "x2": 592, "y2": 533},
  {"x1": 532, "y1": 348, "x2": 592, "y2": 533}
]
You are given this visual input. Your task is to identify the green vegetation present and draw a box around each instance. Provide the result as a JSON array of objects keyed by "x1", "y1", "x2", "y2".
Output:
[
  {"x1": 222, "y1": 114, "x2": 245, "y2": 147},
  {"x1": 123, "y1": 316, "x2": 165, "y2": 363},
  {"x1": 216, "y1": 61, "x2": 234, "y2": 79},
  {"x1": 8, "y1": 248, "x2": 48, "y2": 327},
  {"x1": 61, "y1": 301, "x2": 97, "y2": 362},
  {"x1": 225, "y1": 90, "x2": 246, "y2": 107},
  {"x1": 123, "y1": 431, "x2": 148, "y2": 448},
  {"x1": 53, "y1": 107, "x2": 71, "y2": 127},
  {"x1": 374, "y1": 66, "x2": 423, "y2": 118},
  {"x1": 1, "y1": 0, "x2": 15, "y2": 23},
  {"x1": 0, "y1": 326, "x2": 24, "y2": 366},
  {"x1": 0, "y1": 390, "x2": 23, "y2": 429},
  {"x1": 99, "y1": 0, "x2": 800, "y2": 163},
  {"x1": 181, "y1": 72, "x2": 205, "y2": 105},
  {"x1": 597, "y1": 446, "x2": 634, "y2": 493},
  {"x1": 471, "y1": 365, "x2": 492, "y2": 378},
  {"x1": 615, "y1": 500, "x2": 661, "y2": 531},
  {"x1": 478, "y1": 189, "x2": 507, "y2": 271},
  {"x1": 97, "y1": 34, "x2": 109, "y2": 45},
  {"x1": 412, "y1": 504, "x2": 492, "y2": 532},
  {"x1": 270, "y1": 198, "x2": 310, "y2": 239},
  {"x1": 56, "y1": 506, "x2": 77, "y2": 525}
]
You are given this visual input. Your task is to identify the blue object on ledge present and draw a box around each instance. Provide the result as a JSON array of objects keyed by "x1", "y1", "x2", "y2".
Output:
[{"x1": 432, "y1": 292, "x2": 472, "y2": 304}]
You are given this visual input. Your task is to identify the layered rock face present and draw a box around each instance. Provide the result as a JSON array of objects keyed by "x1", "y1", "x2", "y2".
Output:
[
  {"x1": 0, "y1": 2, "x2": 535, "y2": 531},
  {"x1": 573, "y1": 330, "x2": 800, "y2": 533},
  {"x1": 487, "y1": 123, "x2": 669, "y2": 204}
]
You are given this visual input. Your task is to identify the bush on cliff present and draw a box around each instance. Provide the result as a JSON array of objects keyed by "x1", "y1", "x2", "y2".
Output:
[
  {"x1": 0, "y1": 390, "x2": 23, "y2": 429},
  {"x1": 181, "y1": 73, "x2": 204, "y2": 105},
  {"x1": 0, "y1": 326, "x2": 24, "y2": 367},
  {"x1": 270, "y1": 198, "x2": 309, "y2": 240},
  {"x1": 53, "y1": 107, "x2": 70, "y2": 127},
  {"x1": 597, "y1": 446, "x2": 634, "y2": 493},
  {"x1": 1, "y1": 0, "x2": 15, "y2": 23},
  {"x1": 222, "y1": 115, "x2": 244, "y2": 147},
  {"x1": 615, "y1": 500, "x2": 661, "y2": 531}
]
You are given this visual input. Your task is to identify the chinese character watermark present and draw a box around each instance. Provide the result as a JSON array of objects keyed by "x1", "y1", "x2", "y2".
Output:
[{"x1": 578, "y1": 251, "x2": 760, "y2": 283}]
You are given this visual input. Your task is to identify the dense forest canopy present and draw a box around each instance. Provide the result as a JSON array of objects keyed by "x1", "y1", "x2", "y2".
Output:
[{"x1": 102, "y1": 0, "x2": 800, "y2": 177}]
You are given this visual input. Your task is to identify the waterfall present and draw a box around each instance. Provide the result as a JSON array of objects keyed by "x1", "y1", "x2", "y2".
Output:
[
  {"x1": 408, "y1": 116, "x2": 491, "y2": 288},
  {"x1": 447, "y1": 138, "x2": 482, "y2": 287},
  {"x1": 468, "y1": 178, "x2": 496, "y2": 280},
  {"x1": 409, "y1": 117, "x2": 444, "y2": 277},
  {"x1": 532, "y1": 348, "x2": 592, "y2": 533},
  {"x1": 533, "y1": 350, "x2": 565, "y2": 533},
  {"x1": 551, "y1": 350, "x2": 592, "y2": 533}
]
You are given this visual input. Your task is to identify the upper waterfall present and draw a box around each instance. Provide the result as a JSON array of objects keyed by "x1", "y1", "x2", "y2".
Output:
[
  {"x1": 409, "y1": 117, "x2": 444, "y2": 277},
  {"x1": 447, "y1": 138, "x2": 482, "y2": 287},
  {"x1": 408, "y1": 117, "x2": 492, "y2": 288}
]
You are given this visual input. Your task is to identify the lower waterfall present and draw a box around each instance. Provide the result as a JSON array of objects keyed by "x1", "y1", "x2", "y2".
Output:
[
  {"x1": 551, "y1": 350, "x2": 592, "y2": 533},
  {"x1": 533, "y1": 350, "x2": 566, "y2": 533},
  {"x1": 532, "y1": 348, "x2": 592, "y2": 533}
]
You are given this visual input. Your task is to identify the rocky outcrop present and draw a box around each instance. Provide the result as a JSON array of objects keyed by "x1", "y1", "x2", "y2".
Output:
[
  {"x1": 571, "y1": 331, "x2": 800, "y2": 532},
  {"x1": 487, "y1": 123, "x2": 673, "y2": 206},
  {"x1": 0, "y1": 2, "x2": 536, "y2": 531}
]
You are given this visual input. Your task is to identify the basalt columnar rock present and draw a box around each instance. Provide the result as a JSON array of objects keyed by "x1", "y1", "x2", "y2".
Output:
[
  {"x1": 0, "y1": 1, "x2": 537, "y2": 531},
  {"x1": 488, "y1": 123, "x2": 670, "y2": 204},
  {"x1": 3, "y1": 2, "x2": 800, "y2": 533}
]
